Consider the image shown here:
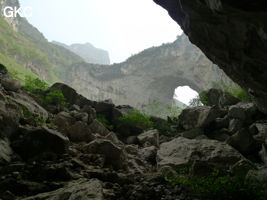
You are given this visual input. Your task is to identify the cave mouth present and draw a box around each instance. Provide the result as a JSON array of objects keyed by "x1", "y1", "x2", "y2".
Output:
[{"x1": 174, "y1": 86, "x2": 198, "y2": 106}]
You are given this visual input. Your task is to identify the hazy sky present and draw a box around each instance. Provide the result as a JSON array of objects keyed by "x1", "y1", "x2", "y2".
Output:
[{"x1": 20, "y1": 0, "x2": 182, "y2": 63}]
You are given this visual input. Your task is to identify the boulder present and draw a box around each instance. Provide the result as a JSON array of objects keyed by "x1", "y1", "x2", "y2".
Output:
[
  {"x1": 219, "y1": 92, "x2": 240, "y2": 107},
  {"x1": 205, "y1": 88, "x2": 222, "y2": 107},
  {"x1": 228, "y1": 102, "x2": 258, "y2": 121},
  {"x1": 230, "y1": 159, "x2": 256, "y2": 175},
  {"x1": 83, "y1": 139, "x2": 127, "y2": 169},
  {"x1": 259, "y1": 144, "x2": 267, "y2": 164},
  {"x1": 137, "y1": 129, "x2": 159, "y2": 147},
  {"x1": 178, "y1": 106, "x2": 226, "y2": 130},
  {"x1": 49, "y1": 83, "x2": 79, "y2": 105},
  {"x1": 250, "y1": 121, "x2": 267, "y2": 142},
  {"x1": 67, "y1": 121, "x2": 94, "y2": 142},
  {"x1": 89, "y1": 119, "x2": 110, "y2": 136},
  {"x1": 205, "y1": 88, "x2": 240, "y2": 107},
  {"x1": 81, "y1": 105, "x2": 96, "y2": 124},
  {"x1": 214, "y1": 116, "x2": 229, "y2": 129},
  {"x1": 0, "y1": 99, "x2": 21, "y2": 138},
  {"x1": 180, "y1": 128, "x2": 204, "y2": 139},
  {"x1": 111, "y1": 105, "x2": 134, "y2": 122},
  {"x1": 228, "y1": 119, "x2": 244, "y2": 133},
  {"x1": 246, "y1": 167, "x2": 267, "y2": 195},
  {"x1": 0, "y1": 78, "x2": 21, "y2": 92},
  {"x1": 21, "y1": 179, "x2": 104, "y2": 200},
  {"x1": 11, "y1": 92, "x2": 48, "y2": 119},
  {"x1": 94, "y1": 100, "x2": 115, "y2": 113},
  {"x1": 140, "y1": 146, "x2": 157, "y2": 164},
  {"x1": 104, "y1": 132, "x2": 122, "y2": 145},
  {"x1": 0, "y1": 139, "x2": 12, "y2": 164},
  {"x1": 12, "y1": 126, "x2": 69, "y2": 160},
  {"x1": 208, "y1": 128, "x2": 230, "y2": 142},
  {"x1": 53, "y1": 111, "x2": 76, "y2": 133},
  {"x1": 126, "y1": 136, "x2": 138, "y2": 145},
  {"x1": 157, "y1": 137, "x2": 245, "y2": 174},
  {"x1": 70, "y1": 110, "x2": 88, "y2": 123},
  {"x1": 227, "y1": 129, "x2": 261, "y2": 156}
]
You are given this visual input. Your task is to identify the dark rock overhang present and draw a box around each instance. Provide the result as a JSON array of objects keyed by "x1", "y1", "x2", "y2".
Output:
[{"x1": 154, "y1": 0, "x2": 267, "y2": 114}]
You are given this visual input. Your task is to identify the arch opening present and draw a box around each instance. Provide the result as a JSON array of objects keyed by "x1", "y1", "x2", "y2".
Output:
[{"x1": 174, "y1": 86, "x2": 199, "y2": 106}]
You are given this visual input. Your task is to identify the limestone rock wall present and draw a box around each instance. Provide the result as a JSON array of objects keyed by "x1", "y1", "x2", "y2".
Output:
[{"x1": 66, "y1": 34, "x2": 234, "y2": 109}]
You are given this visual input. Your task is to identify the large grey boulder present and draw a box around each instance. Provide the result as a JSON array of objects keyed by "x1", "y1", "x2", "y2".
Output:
[
  {"x1": 228, "y1": 102, "x2": 258, "y2": 121},
  {"x1": 89, "y1": 119, "x2": 110, "y2": 136},
  {"x1": 137, "y1": 129, "x2": 159, "y2": 147},
  {"x1": 250, "y1": 120, "x2": 267, "y2": 143},
  {"x1": 67, "y1": 121, "x2": 94, "y2": 142},
  {"x1": 53, "y1": 111, "x2": 76, "y2": 133},
  {"x1": 0, "y1": 78, "x2": 21, "y2": 92},
  {"x1": 81, "y1": 105, "x2": 96, "y2": 124},
  {"x1": 12, "y1": 126, "x2": 69, "y2": 160},
  {"x1": 178, "y1": 106, "x2": 226, "y2": 130},
  {"x1": 157, "y1": 137, "x2": 247, "y2": 175},
  {"x1": 205, "y1": 88, "x2": 240, "y2": 107},
  {"x1": 22, "y1": 179, "x2": 104, "y2": 200},
  {"x1": 228, "y1": 118, "x2": 244, "y2": 133},
  {"x1": 11, "y1": 92, "x2": 48, "y2": 119},
  {"x1": 180, "y1": 128, "x2": 204, "y2": 139},
  {"x1": 0, "y1": 139, "x2": 12, "y2": 164},
  {"x1": 227, "y1": 129, "x2": 261, "y2": 156},
  {"x1": 83, "y1": 139, "x2": 127, "y2": 170}
]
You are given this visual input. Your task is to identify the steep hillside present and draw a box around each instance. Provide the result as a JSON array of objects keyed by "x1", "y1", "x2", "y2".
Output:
[
  {"x1": 53, "y1": 41, "x2": 110, "y2": 65},
  {"x1": 66, "y1": 34, "x2": 235, "y2": 111},
  {"x1": 0, "y1": 0, "x2": 84, "y2": 83}
]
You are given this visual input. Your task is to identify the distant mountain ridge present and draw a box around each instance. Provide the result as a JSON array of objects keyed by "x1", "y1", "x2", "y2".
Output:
[
  {"x1": 65, "y1": 34, "x2": 235, "y2": 114},
  {"x1": 53, "y1": 41, "x2": 110, "y2": 65}
]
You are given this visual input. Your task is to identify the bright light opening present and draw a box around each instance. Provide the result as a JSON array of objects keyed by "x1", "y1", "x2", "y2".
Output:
[{"x1": 174, "y1": 86, "x2": 198, "y2": 105}]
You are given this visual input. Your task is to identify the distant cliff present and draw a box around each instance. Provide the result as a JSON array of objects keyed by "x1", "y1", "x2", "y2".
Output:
[
  {"x1": 0, "y1": 0, "x2": 84, "y2": 82},
  {"x1": 66, "y1": 34, "x2": 235, "y2": 110},
  {"x1": 53, "y1": 42, "x2": 110, "y2": 65}
]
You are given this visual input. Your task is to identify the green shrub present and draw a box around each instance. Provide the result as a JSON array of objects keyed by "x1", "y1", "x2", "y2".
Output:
[
  {"x1": 188, "y1": 91, "x2": 208, "y2": 107},
  {"x1": 199, "y1": 91, "x2": 208, "y2": 105},
  {"x1": 36, "y1": 116, "x2": 46, "y2": 126},
  {"x1": 117, "y1": 110, "x2": 153, "y2": 130},
  {"x1": 97, "y1": 114, "x2": 113, "y2": 130},
  {"x1": 20, "y1": 105, "x2": 33, "y2": 118},
  {"x1": 24, "y1": 76, "x2": 49, "y2": 92},
  {"x1": 42, "y1": 90, "x2": 67, "y2": 107},
  {"x1": 163, "y1": 168, "x2": 263, "y2": 200},
  {"x1": 152, "y1": 119, "x2": 176, "y2": 137}
]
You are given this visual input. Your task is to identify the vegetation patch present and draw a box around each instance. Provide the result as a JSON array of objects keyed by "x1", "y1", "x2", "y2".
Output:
[
  {"x1": 24, "y1": 76, "x2": 49, "y2": 92},
  {"x1": 97, "y1": 114, "x2": 114, "y2": 130},
  {"x1": 163, "y1": 168, "x2": 264, "y2": 200},
  {"x1": 222, "y1": 85, "x2": 250, "y2": 101},
  {"x1": 117, "y1": 109, "x2": 153, "y2": 130},
  {"x1": 41, "y1": 90, "x2": 67, "y2": 107}
]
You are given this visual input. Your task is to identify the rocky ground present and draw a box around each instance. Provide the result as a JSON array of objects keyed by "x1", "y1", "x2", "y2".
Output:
[{"x1": 0, "y1": 64, "x2": 267, "y2": 200}]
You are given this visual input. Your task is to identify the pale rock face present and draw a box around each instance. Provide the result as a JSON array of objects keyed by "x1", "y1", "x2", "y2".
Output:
[
  {"x1": 21, "y1": 179, "x2": 104, "y2": 200},
  {"x1": 66, "y1": 34, "x2": 234, "y2": 110},
  {"x1": 157, "y1": 137, "x2": 246, "y2": 174}
]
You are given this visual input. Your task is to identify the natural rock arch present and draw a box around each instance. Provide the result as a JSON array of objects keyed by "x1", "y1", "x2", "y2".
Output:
[{"x1": 66, "y1": 34, "x2": 233, "y2": 109}]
